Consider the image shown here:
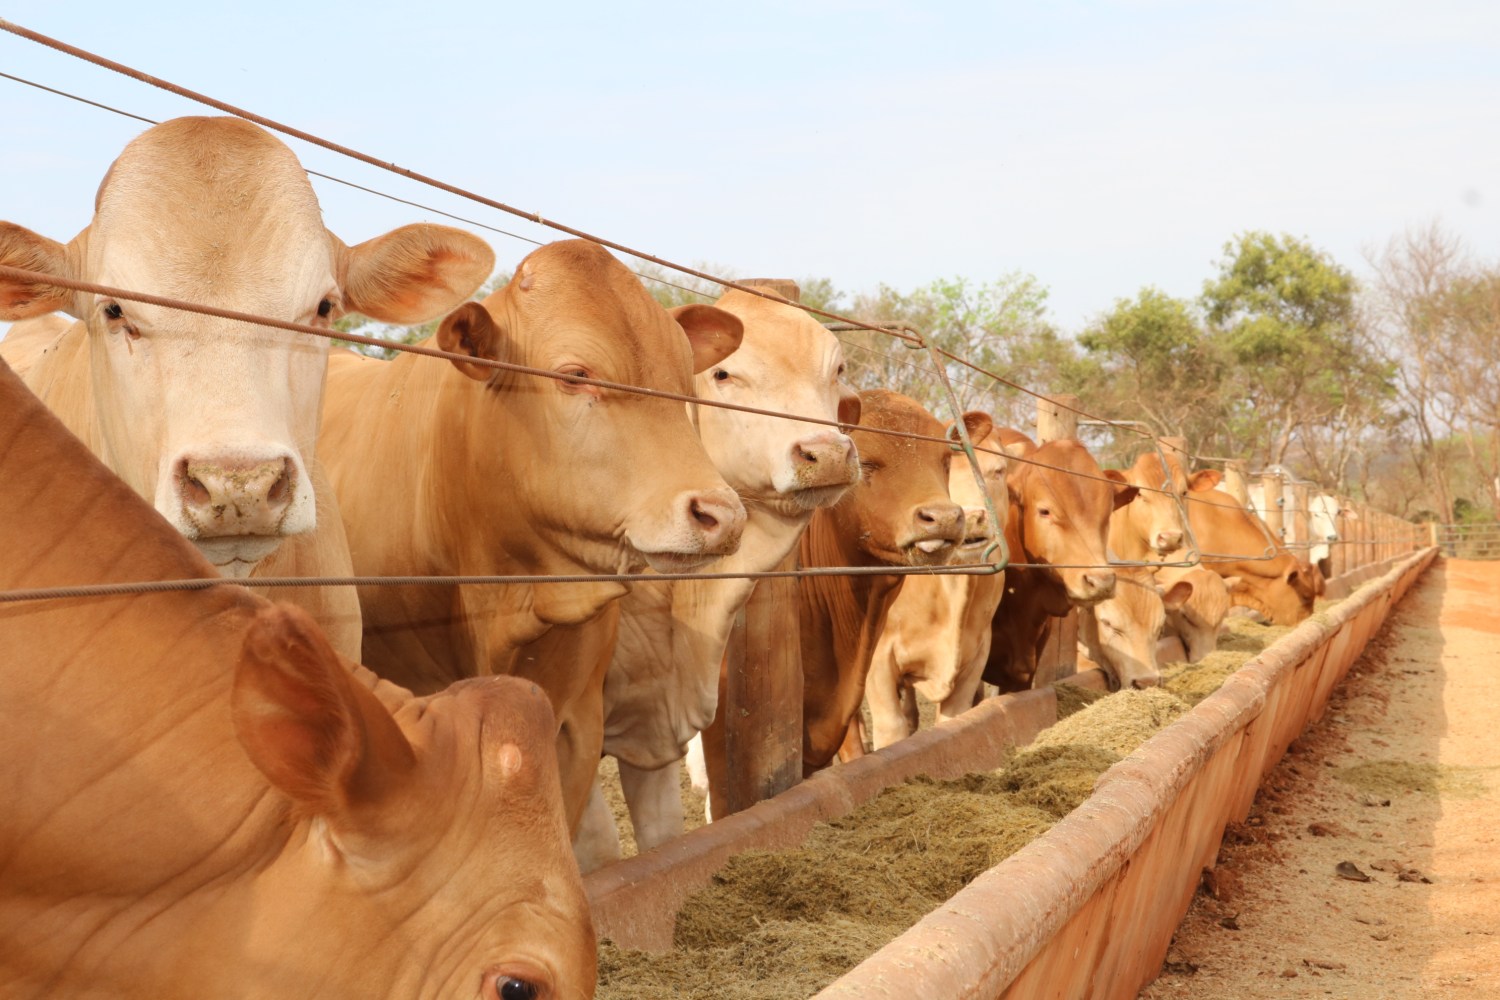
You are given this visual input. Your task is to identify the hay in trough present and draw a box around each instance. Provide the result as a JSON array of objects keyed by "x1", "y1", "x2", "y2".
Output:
[{"x1": 598, "y1": 602, "x2": 1340, "y2": 998}]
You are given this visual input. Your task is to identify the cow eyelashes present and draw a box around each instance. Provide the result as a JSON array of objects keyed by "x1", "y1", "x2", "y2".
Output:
[
  {"x1": 101, "y1": 301, "x2": 141, "y2": 342},
  {"x1": 103, "y1": 303, "x2": 123, "y2": 320}
]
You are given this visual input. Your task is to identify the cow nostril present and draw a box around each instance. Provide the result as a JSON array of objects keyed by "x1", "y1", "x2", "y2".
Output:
[
  {"x1": 917, "y1": 509, "x2": 936, "y2": 524},
  {"x1": 690, "y1": 499, "x2": 720, "y2": 532},
  {"x1": 1131, "y1": 675, "x2": 1160, "y2": 690},
  {"x1": 794, "y1": 444, "x2": 819, "y2": 464},
  {"x1": 266, "y1": 463, "x2": 292, "y2": 507},
  {"x1": 185, "y1": 475, "x2": 210, "y2": 506}
]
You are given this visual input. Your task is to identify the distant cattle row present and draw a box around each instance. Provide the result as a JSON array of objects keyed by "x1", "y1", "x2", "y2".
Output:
[{"x1": 0, "y1": 117, "x2": 1338, "y2": 998}]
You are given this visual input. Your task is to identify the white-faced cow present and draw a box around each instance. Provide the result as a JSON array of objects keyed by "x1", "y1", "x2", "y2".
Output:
[{"x1": 0, "y1": 117, "x2": 494, "y2": 657}]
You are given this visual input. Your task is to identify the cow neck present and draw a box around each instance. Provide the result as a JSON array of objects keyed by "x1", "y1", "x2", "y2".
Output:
[
  {"x1": 0, "y1": 360, "x2": 294, "y2": 930},
  {"x1": 428, "y1": 355, "x2": 628, "y2": 628},
  {"x1": 668, "y1": 500, "x2": 810, "y2": 641},
  {"x1": 798, "y1": 507, "x2": 907, "y2": 771}
]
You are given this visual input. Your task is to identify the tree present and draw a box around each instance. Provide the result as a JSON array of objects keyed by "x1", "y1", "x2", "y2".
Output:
[{"x1": 1200, "y1": 232, "x2": 1392, "y2": 472}]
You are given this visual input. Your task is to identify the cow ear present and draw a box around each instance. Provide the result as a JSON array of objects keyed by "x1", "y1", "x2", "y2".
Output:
[
  {"x1": 1161, "y1": 580, "x2": 1194, "y2": 611},
  {"x1": 837, "y1": 384, "x2": 862, "y2": 428},
  {"x1": 1187, "y1": 469, "x2": 1223, "y2": 492},
  {"x1": 670, "y1": 304, "x2": 743, "y2": 373},
  {"x1": 1222, "y1": 575, "x2": 1243, "y2": 590},
  {"x1": 1103, "y1": 469, "x2": 1140, "y2": 510},
  {"x1": 233, "y1": 604, "x2": 416, "y2": 816},
  {"x1": 951, "y1": 411, "x2": 994, "y2": 446},
  {"x1": 342, "y1": 224, "x2": 496, "y2": 325},
  {"x1": 0, "y1": 223, "x2": 78, "y2": 320},
  {"x1": 437, "y1": 302, "x2": 506, "y2": 381}
]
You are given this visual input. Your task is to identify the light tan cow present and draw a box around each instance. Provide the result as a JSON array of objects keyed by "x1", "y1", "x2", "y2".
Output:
[
  {"x1": 864, "y1": 413, "x2": 1008, "y2": 750},
  {"x1": 0, "y1": 117, "x2": 493, "y2": 657},
  {"x1": 1110, "y1": 450, "x2": 1190, "y2": 560},
  {"x1": 1154, "y1": 564, "x2": 1238, "y2": 664},
  {"x1": 1077, "y1": 566, "x2": 1193, "y2": 689},
  {"x1": 0, "y1": 358, "x2": 595, "y2": 1000},
  {"x1": 319, "y1": 239, "x2": 747, "y2": 833},
  {"x1": 573, "y1": 289, "x2": 860, "y2": 869}
]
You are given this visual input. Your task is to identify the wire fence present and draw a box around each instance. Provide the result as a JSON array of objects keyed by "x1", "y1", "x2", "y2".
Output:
[{"x1": 0, "y1": 20, "x2": 1429, "y2": 606}]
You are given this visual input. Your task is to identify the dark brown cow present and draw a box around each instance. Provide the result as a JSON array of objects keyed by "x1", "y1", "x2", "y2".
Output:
[
  {"x1": 797, "y1": 390, "x2": 967, "y2": 772},
  {"x1": 0, "y1": 359, "x2": 595, "y2": 1000},
  {"x1": 985, "y1": 429, "x2": 1138, "y2": 691}
]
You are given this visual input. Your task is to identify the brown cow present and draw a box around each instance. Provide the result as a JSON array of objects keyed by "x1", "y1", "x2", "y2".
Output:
[
  {"x1": 0, "y1": 359, "x2": 595, "y2": 1000},
  {"x1": 798, "y1": 389, "x2": 966, "y2": 772},
  {"x1": 864, "y1": 413, "x2": 1008, "y2": 749},
  {"x1": 985, "y1": 429, "x2": 1138, "y2": 691},
  {"x1": 1181, "y1": 471, "x2": 1316, "y2": 626},
  {"x1": 319, "y1": 239, "x2": 747, "y2": 832},
  {"x1": 1154, "y1": 564, "x2": 1239, "y2": 663},
  {"x1": 574, "y1": 289, "x2": 860, "y2": 869}
]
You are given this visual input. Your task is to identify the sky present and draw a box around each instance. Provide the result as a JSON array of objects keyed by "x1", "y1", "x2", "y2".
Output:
[{"x1": 1, "y1": 1, "x2": 1497, "y2": 333}]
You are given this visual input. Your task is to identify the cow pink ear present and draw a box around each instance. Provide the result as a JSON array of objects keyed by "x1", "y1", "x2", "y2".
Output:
[
  {"x1": 1161, "y1": 580, "x2": 1194, "y2": 611},
  {"x1": 1103, "y1": 469, "x2": 1140, "y2": 510},
  {"x1": 1187, "y1": 469, "x2": 1223, "y2": 492},
  {"x1": 1222, "y1": 575, "x2": 1243, "y2": 590},
  {"x1": 232, "y1": 604, "x2": 415, "y2": 814},
  {"x1": 437, "y1": 302, "x2": 506, "y2": 381},
  {"x1": 670, "y1": 304, "x2": 744, "y2": 373},
  {"x1": 837, "y1": 385, "x2": 862, "y2": 428},
  {"x1": 343, "y1": 224, "x2": 496, "y2": 325},
  {"x1": 0, "y1": 223, "x2": 77, "y2": 321}
]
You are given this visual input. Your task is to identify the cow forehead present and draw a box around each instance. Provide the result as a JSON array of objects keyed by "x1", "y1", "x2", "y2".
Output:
[
  {"x1": 89, "y1": 118, "x2": 333, "y2": 301},
  {"x1": 852, "y1": 390, "x2": 947, "y2": 465},
  {"x1": 713, "y1": 289, "x2": 842, "y2": 369}
]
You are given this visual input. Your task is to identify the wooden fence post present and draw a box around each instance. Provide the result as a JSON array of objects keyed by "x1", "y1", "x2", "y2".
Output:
[
  {"x1": 1034, "y1": 393, "x2": 1080, "y2": 687},
  {"x1": 719, "y1": 279, "x2": 803, "y2": 815},
  {"x1": 1261, "y1": 473, "x2": 1285, "y2": 545},
  {"x1": 1331, "y1": 498, "x2": 1350, "y2": 579},
  {"x1": 1222, "y1": 460, "x2": 1251, "y2": 506},
  {"x1": 1290, "y1": 482, "x2": 1311, "y2": 558}
]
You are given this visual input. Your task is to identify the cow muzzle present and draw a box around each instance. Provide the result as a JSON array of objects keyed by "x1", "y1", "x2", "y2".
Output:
[
  {"x1": 164, "y1": 447, "x2": 315, "y2": 574},
  {"x1": 781, "y1": 432, "x2": 860, "y2": 497},
  {"x1": 633, "y1": 487, "x2": 747, "y2": 572},
  {"x1": 1152, "y1": 528, "x2": 1184, "y2": 554},
  {"x1": 1067, "y1": 569, "x2": 1117, "y2": 604},
  {"x1": 902, "y1": 501, "x2": 965, "y2": 566}
]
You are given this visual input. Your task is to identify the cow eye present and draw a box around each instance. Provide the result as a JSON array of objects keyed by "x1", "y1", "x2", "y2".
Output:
[
  {"x1": 317, "y1": 298, "x2": 333, "y2": 319},
  {"x1": 103, "y1": 303, "x2": 123, "y2": 320},
  {"x1": 1037, "y1": 507, "x2": 1051, "y2": 518},
  {"x1": 497, "y1": 978, "x2": 538, "y2": 1000},
  {"x1": 712, "y1": 369, "x2": 730, "y2": 382}
]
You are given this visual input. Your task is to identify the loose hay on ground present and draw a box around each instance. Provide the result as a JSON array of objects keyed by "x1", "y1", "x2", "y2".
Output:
[{"x1": 1335, "y1": 759, "x2": 1493, "y2": 799}]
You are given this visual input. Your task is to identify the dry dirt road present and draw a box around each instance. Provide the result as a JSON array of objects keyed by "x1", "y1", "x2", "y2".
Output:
[{"x1": 1142, "y1": 558, "x2": 1500, "y2": 999}]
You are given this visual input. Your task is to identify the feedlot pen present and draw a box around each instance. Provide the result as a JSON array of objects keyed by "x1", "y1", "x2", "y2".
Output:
[{"x1": 1143, "y1": 559, "x2": 1500, "y2": 999}]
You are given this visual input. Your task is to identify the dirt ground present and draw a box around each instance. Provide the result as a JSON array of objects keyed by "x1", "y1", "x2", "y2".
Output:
[{"x1": 1141, "y1": 559, "x2": 1500, "y2": 999}]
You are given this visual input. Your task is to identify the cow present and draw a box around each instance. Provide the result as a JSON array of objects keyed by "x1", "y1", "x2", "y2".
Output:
[
  {"x1": 1153, "y1": 564, "x2": 1239, "y2": 664},
  {"x1": 572, "y1": 289, "x2": 861, "y2": 870},
  {"x1": 1182, "y1": 472, "x2": 1316, "y2": 626},
  {"x1": 1109, "y1": 450, "x2": 1190, "y2": 560},
  {"x1": 0, "y1": 358, "x2": 595, "y2": 1000},
  {"x1": 863, "y1": 412, "x2": 1008, "y2": 750},
  {"x1": 984, "y1": 429, "x2": 1139, "y2": 692},
  {"x1": 1247, "y1": 475, "x2": 1346, "y2": 578},
  {"x1": 318, "y1": 239, "x2": 747, "y2": 835},
  {"x1": 1076, "y1": 567, "x2": 1193, "y2": 689},
  {"x1": 0, "y1": 117, "x2": 494, "y2": 658},
  {"x1": 796, "y1": 389, "x2": 967, "y2": 772}
]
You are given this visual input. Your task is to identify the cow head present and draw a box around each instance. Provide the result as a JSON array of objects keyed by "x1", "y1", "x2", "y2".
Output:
[
  {"x1": 232, "y1": 605, "x2": 596, "y2": 999},
  {"x1": 1187, "y1": 485, "x2": 1316, "y2": 627},
  {"x1": 0, "y1": 117, "x2": 494, "y2": 578},
  {"x1": 1083, "y1": 568, "x2": 1193, "y2": 690},
  {"x1": 1118, "y1": 451, "x2": 1191, "y2": 556},
  {"x1": 945, "y1": 412, "x2": 1008, "y2": 558},
  {"x1": 1156, "y1": 566, "x2": 1237, "y2": 663},
  {"x1": 692, "y1": 290, "x2": 860, "y2": 511},
  {"x1": 828, "y1": 389, "x2": 964, "y2": 566},
  {"x1": 1009, "y1": 437, "x2": 1138, "y2": 604},
  {"x1": 434, "y1": 240, "x2": 746, "y2": 574}
]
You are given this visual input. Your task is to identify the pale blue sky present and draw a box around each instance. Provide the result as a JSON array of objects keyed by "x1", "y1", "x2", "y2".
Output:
[{"x1": 2, "y1": 2, "x2": 1497, "y2": 332}]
